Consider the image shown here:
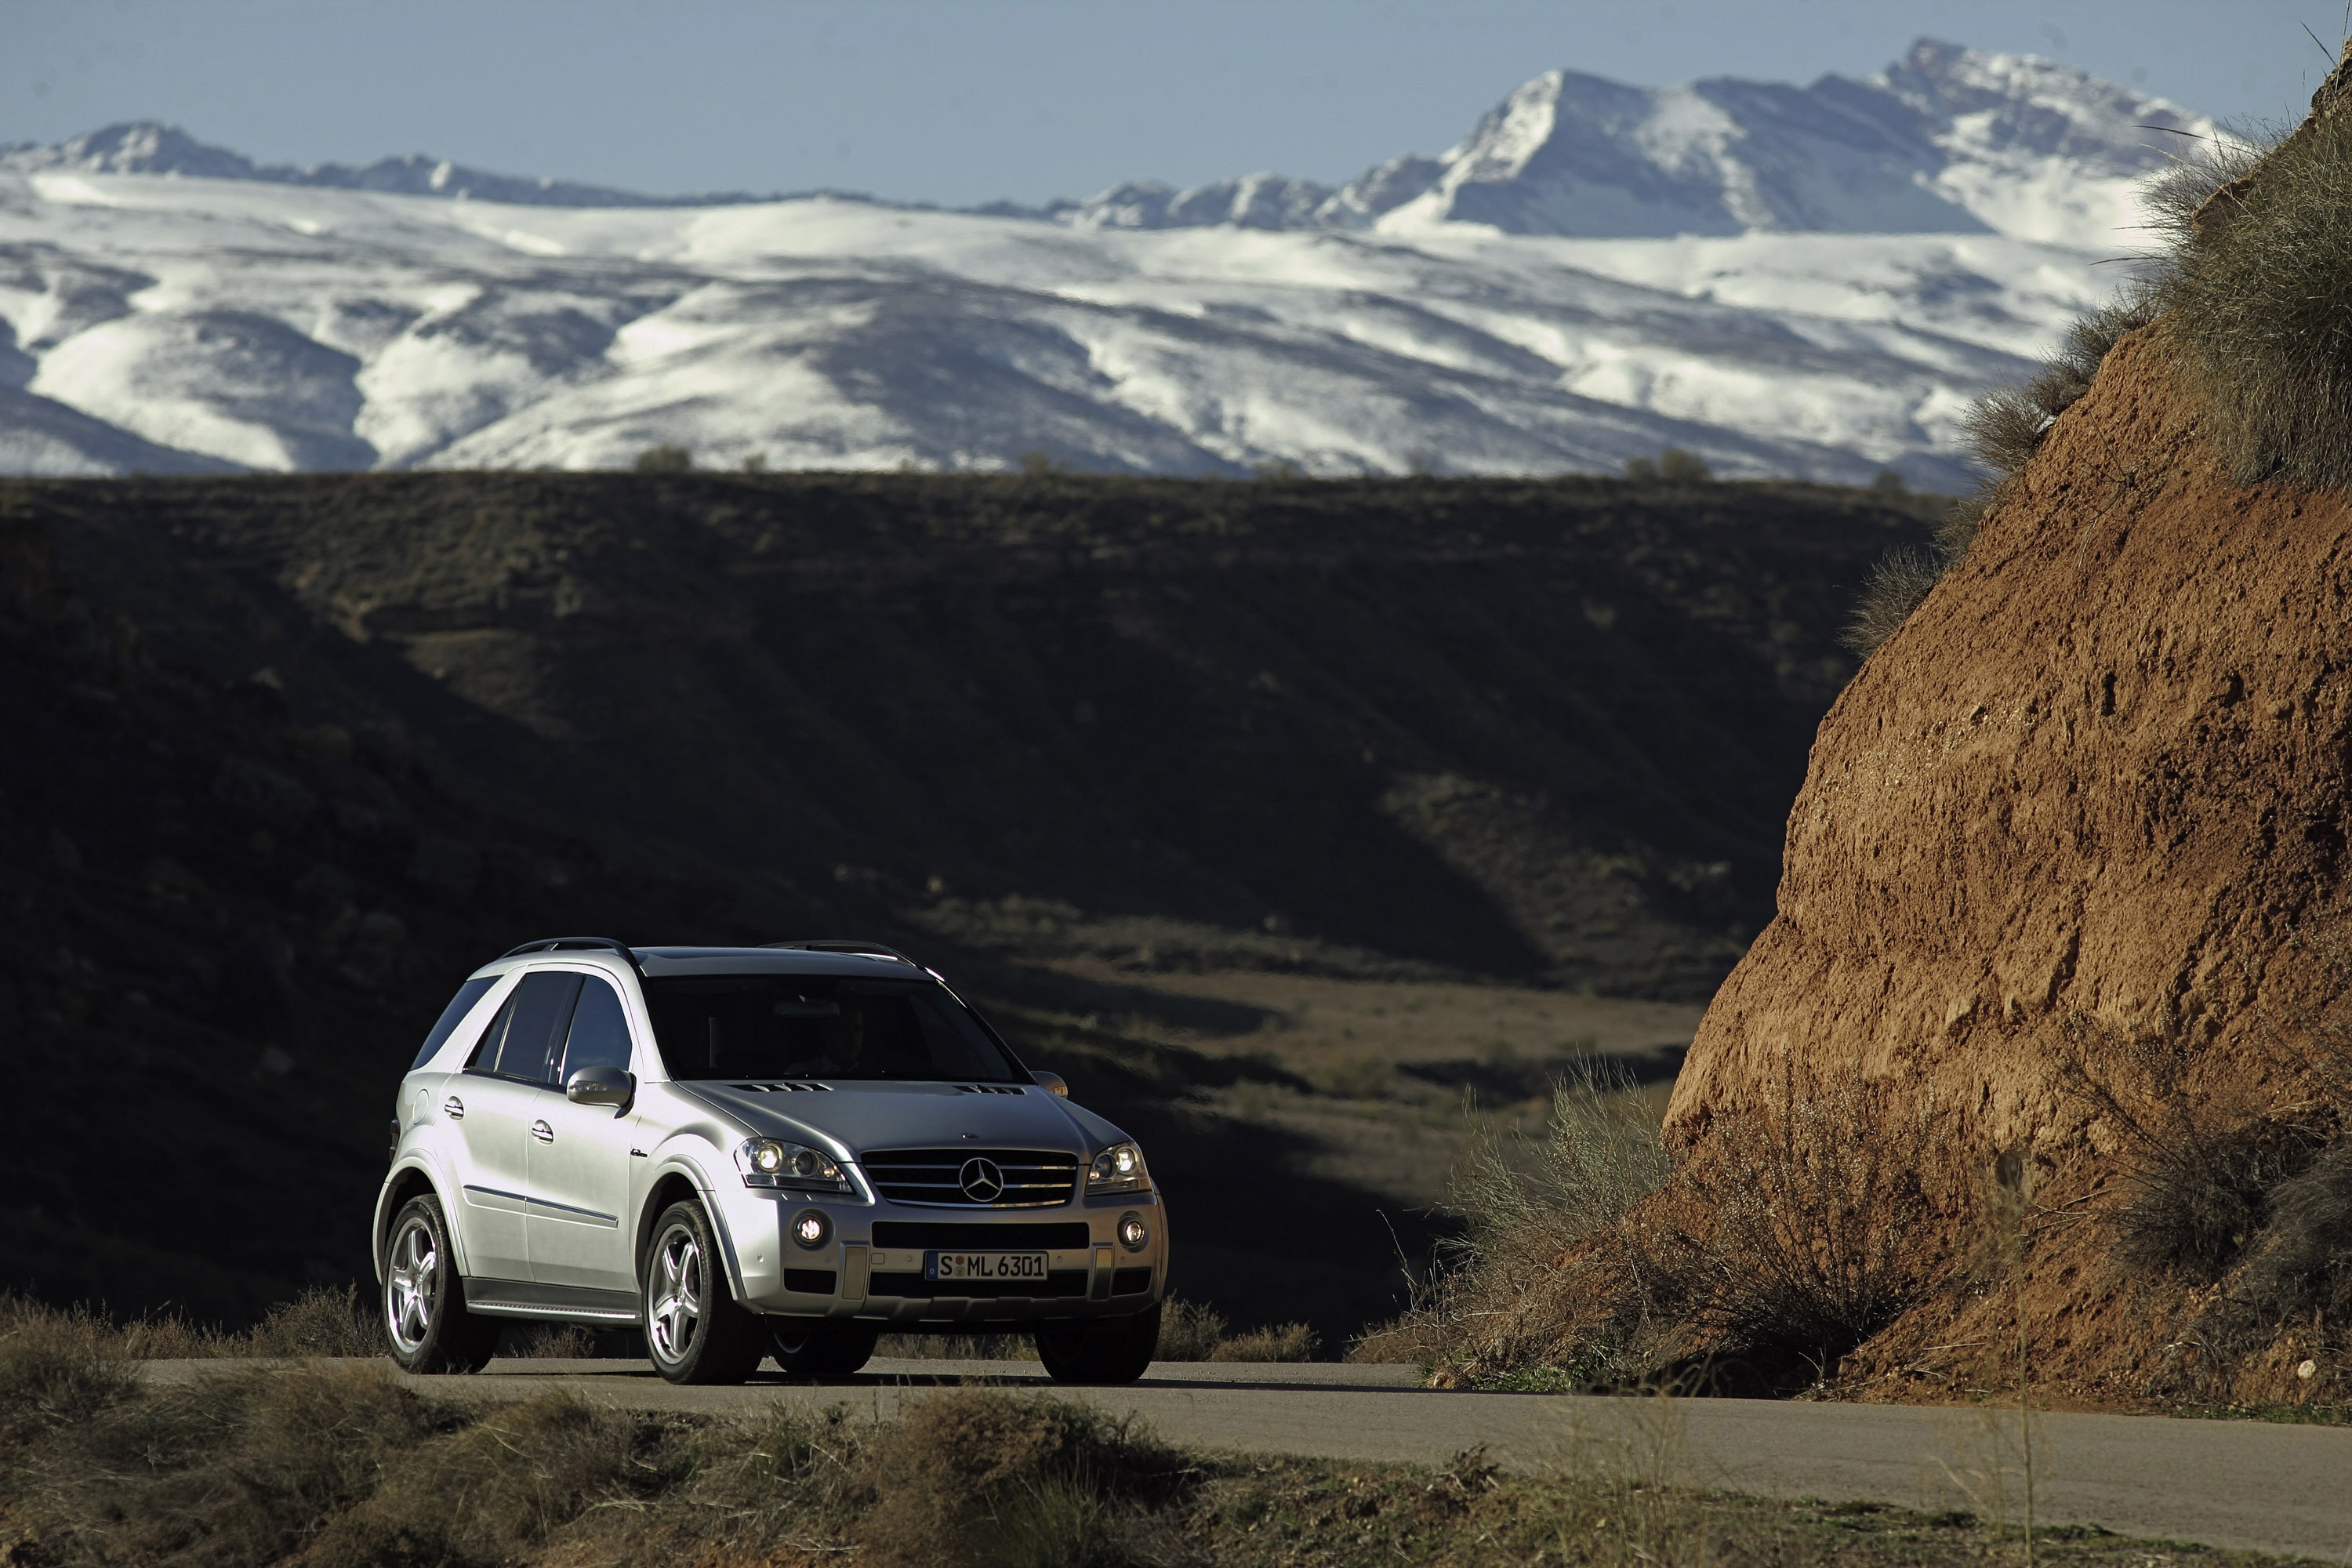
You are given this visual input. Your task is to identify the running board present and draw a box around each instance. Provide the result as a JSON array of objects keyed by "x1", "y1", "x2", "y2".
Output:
[{"x1": 463, "y1": 1278, "x2": 641, "y2": 1324}]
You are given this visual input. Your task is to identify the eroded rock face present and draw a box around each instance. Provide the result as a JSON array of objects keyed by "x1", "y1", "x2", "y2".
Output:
[{"x1": 1666, "y1": 328, "x2": 2352, "y2": 1395}]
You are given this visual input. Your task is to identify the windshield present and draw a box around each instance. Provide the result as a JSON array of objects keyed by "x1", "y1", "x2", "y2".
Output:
[{"x1": 641, "y1": 975, "x2": 1026, "y2": 1083}]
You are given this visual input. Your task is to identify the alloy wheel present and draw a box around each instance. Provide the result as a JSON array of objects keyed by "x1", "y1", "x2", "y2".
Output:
[
  {"x1": 648, "y1": 1225, "x2": 704, "y2": 1363},
  {"x1": 385, "y1": 1216, "x2": 437, "y2": 1355}
]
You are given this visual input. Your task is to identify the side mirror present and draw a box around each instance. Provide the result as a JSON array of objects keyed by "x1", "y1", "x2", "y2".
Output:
[
  {"x1": 567, "y1": 1065, "x2": 635, "y2": 1109},
  {"x1": 1031, "y1": 1069, "x2": 1069, "y2": 1098}
]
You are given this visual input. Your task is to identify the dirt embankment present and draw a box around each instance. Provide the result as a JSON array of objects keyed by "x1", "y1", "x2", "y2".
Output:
[{"x1": 1668, "y1": 326, "x2": 2352, "y2": 1403}]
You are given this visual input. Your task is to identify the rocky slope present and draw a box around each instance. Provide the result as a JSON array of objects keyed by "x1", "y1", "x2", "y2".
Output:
[{"x1": 1666, "y1": 322, "x2": 2352, "y2": 1403}]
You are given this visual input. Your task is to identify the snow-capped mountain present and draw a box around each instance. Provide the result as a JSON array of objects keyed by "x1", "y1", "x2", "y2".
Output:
[
  {"x1": 1061, "y1": 40, "x2": 2210, "y2": 248},
  {"x1": 0, "y1": 41, "x2": 2202, "y2": 483},
  {"x1": 0, "y1": 121, "x2": 779, "y2": 209}
]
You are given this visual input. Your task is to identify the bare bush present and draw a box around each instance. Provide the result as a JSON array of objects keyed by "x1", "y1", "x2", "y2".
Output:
[
  {"x1": 1649, "y1": 1080, "x2": 1940, "y2": 1374},
  {"x1": 2054, "y1": 1012, "x2": 2321, "y2": 1282}
]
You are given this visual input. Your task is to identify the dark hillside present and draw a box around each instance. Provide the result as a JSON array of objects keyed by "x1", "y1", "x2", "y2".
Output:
[
  {"x1": 0, "y1": 472, "x2": 1931, "y2": 1346},
  {"x1": 12, "y1": 471, "x2": 1934, "y2": 999},
  {"x1": 0, "y1": 502, "x2": 1428, "y2": 1341}
]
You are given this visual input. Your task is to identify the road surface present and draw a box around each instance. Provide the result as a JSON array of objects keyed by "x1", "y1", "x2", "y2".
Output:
[{"x1": 140, "y1": 1358, "x2": 2352, "y2": 1560}]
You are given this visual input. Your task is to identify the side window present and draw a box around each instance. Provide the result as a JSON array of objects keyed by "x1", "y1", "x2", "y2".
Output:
[
  {"x1": 465, "y1": 993, "x2": 516, "y2": 1073},
  {"x1": 560, "y1": 978, "x2": 633, "y2": 1081},
  {"x1": 415, "y1": 976, "x2": 497, "y2": 1069},
  {"x1": 487, "y1": 972, "x2": 585, "y2": 1085}
]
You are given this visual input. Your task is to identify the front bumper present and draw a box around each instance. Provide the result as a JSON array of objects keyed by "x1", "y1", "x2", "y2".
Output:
[{"x1": 719, "y1": 1185, "x2": 1168, "y2": 1325}]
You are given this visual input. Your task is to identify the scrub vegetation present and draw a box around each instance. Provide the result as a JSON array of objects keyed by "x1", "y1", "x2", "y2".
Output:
[
  {"x1": 1358, "y1": 1069, "x2": 1941, "y2": 1396},
  {"x1": 0, "y1": 1305, "x2": 2300, "y2": 1568}
]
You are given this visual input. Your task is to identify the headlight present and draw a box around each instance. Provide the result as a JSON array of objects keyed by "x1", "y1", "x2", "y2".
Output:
[
  {"x1": 735, "y1": 1138, "x2": 851, "y2": 1193},
  {"x1": 1087, "y1": 1142, "x2": 1149, "y2": 1194}
]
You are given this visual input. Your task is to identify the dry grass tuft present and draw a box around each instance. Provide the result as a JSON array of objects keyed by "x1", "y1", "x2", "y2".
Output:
[
  {"x1": 855, "y1": 1388, "x2": 1186, "y2": 1568},
  {"x1": 1352, "y1": 1068, "x2": 1671, "y2": 1381},
  {"x1": 2143, "y1": 109, "x2": 2352, "y2": 487},
  {"x1": 1839, "y1": 546, "x2": 1946, "y2": 657},
  {"x1": 0, "y1": 1297, "x2": 140, "y2": 1446}
]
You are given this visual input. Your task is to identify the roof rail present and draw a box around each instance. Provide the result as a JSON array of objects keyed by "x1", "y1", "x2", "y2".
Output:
[
  {"x1": 500, "y1": 936, "x2": 643, "y2": 971},
  {"x1": 760, "y1": 938, "x2": 926, "y2": 969}
]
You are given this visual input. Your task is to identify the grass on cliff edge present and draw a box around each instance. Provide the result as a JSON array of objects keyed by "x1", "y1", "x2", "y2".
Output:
[{"x1": 0, "y1": 1317, "x2": 2299, "y2": 1568}]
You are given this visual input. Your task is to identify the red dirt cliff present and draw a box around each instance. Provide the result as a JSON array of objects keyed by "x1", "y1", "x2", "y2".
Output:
[{"x1": 1664, "y1": 326, "x2": 2352, "y2": 1403}]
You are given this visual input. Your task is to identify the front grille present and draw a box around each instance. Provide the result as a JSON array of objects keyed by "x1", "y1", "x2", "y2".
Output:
[
  {"x1": 872, "y1": 1221, "x2": 1091, "y2": 1250},
  {"x1": 1112, "y1": 1268, "x2": 1152, "y2": 1297},
  {"x1": 783, "y1": 1269, "x2": 837, "y2": 1295},
  {"x1": 860, "y1": 1149, "x2": 1079, "y2": 1207},
  {"x1": 869, "y1": 1270, "x2": 1090, "y2": 1300}
]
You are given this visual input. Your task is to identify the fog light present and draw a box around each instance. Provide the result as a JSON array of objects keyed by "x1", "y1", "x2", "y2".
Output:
[
  {"x1": 1117, "y1": 1212, "x2": 1149, "y2": 1252},
  {"x1": 792, "y1": 1210, "x2": 832, "y2": 1250}
]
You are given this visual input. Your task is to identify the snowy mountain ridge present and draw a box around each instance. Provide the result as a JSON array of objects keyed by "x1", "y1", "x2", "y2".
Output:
[
  {"x1": 0, "y1": 41, "x2": 2203, "y2": 483},
  {"x1": 1047, "y1": 39, "x2": 2211, "y2": 249}
]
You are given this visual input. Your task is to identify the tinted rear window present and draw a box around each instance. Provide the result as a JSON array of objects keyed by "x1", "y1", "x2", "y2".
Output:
[
  {"x1": 642, "y1": 975, "x2": 1022, "y2": 1083},
  {"x1": 466, "y1": 971, "x2": 585, "y2": 1084},
  {"x1": 411, "y1": 977, "x2": 497, "y2": 1069}
]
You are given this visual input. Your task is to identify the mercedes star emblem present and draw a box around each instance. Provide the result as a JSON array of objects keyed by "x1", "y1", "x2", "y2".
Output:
[{"x1": 959, "y1": 1156, "x2": 1005, "y2": 1203}]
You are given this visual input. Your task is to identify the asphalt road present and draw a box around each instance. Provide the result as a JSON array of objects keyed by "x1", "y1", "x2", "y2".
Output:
[{"x1": 141, "y1": 1359, "x2": 2352, "y2": 1561}]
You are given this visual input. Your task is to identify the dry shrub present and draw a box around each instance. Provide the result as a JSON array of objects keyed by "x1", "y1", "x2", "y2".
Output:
[
  {"x1": 1155, "y1": 1298, "x2": 1230, "y2": 1361},
  {"x1": 311, "y1": 1390, "x2": 665, "y2": 1567},
  {"x1": 1210, "y1": 1323, "x2": 1320, "y2": 1362},
  {"x1": 245, "y1": 1284, "x2": 381, "y2": 1357},
  {"x1": 2236, "y1": 1142, "x2": 2352, "y2": 1321},
  {"x1": 1647, "y1": 1082, "x2": 1940, "y2": 1379},
  {"x1": 1149, "y1": 1297, "x2": 1316, "y2": 1362},
  {"x1": 1353, "y1": 1069, "x2": 1669, "y2": 1380},
  {"x1": 0, "y1": 1296, "x2": 140, "y2": 1445},
  {"x1": 2052, "y1": 1004, "x2": 2352, "y2": 1396},
  {"x1": 1363, "y1": 1067, "x2": 1941, "y2": 1391},
  {"x1": 9, "y1": 1362, "x2": 448, "y2": 1566},
  {"x1": 2146, "y1": 104, "x2": 2352, "y2": 487},
  {"x1": 855, "y1": 1389, "x2": 1185, "y2": 1568},
  {"x1": 2054, "y1": 1012, "x2": 2323, "y2": 1282}
]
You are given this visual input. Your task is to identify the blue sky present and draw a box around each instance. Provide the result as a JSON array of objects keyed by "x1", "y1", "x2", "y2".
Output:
[{"x1": 8, "y1": 0, "x2": 2345, "y2": 206}]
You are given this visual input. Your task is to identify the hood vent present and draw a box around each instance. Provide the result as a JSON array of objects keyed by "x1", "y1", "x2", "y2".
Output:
[
  {"x1": 730, "y1": 1081, "x2": 833, "y2": 1093},
  {"x1": 953, "y1": 1083, "x2": 1027, "y2": 1096}
]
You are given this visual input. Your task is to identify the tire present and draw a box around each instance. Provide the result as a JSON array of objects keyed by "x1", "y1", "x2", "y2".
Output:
[
  {"x1": 769, "y1": 1319, "x2": 880, "y2": 1379},
  {"x1": 643, "y1": 1200, "x2": 766, "y2": 1385},
  {"x1": 1036, "y1": 1302, "x2": 1161, "y2": 1386},
  {"x1": 383, "y1": 1195, "x2": 500, "y2": 1374}
]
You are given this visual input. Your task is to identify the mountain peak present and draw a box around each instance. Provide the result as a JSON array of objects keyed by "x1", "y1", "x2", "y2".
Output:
[{"x1": 1061, "y1": 38, "x2": 2214, "y2": 246}]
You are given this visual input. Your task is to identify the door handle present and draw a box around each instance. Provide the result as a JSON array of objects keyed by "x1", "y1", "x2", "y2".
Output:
[
  {"x1": 531, "y1": 1120, "x2": 554, "y2": 1143},
  {"x1": 444, "y1": 1096, "x2": 465, "y2": 1120}
]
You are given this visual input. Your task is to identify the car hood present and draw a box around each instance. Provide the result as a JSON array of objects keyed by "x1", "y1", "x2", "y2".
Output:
[{"x1": 669, "y1": 1080, "x2": 1128, "y2": 1160}]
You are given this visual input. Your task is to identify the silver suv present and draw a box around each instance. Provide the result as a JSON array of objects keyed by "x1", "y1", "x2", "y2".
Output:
[{"x1": 372, "y1": 938, "x2": 1167, "y2": 1385}]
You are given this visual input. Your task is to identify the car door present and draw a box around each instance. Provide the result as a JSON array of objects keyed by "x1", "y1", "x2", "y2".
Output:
[
  {"x1": 524, "y1": 972, "x2": 642, "y2": 1296},
  {"x1": 449, "y1": 969, "x2": 582, "y2": 1283}
]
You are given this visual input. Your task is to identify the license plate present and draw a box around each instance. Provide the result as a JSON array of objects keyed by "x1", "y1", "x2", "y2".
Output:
[{"x1": 925, "y1": 1250, "x2": 1048, "y2": 1281}]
